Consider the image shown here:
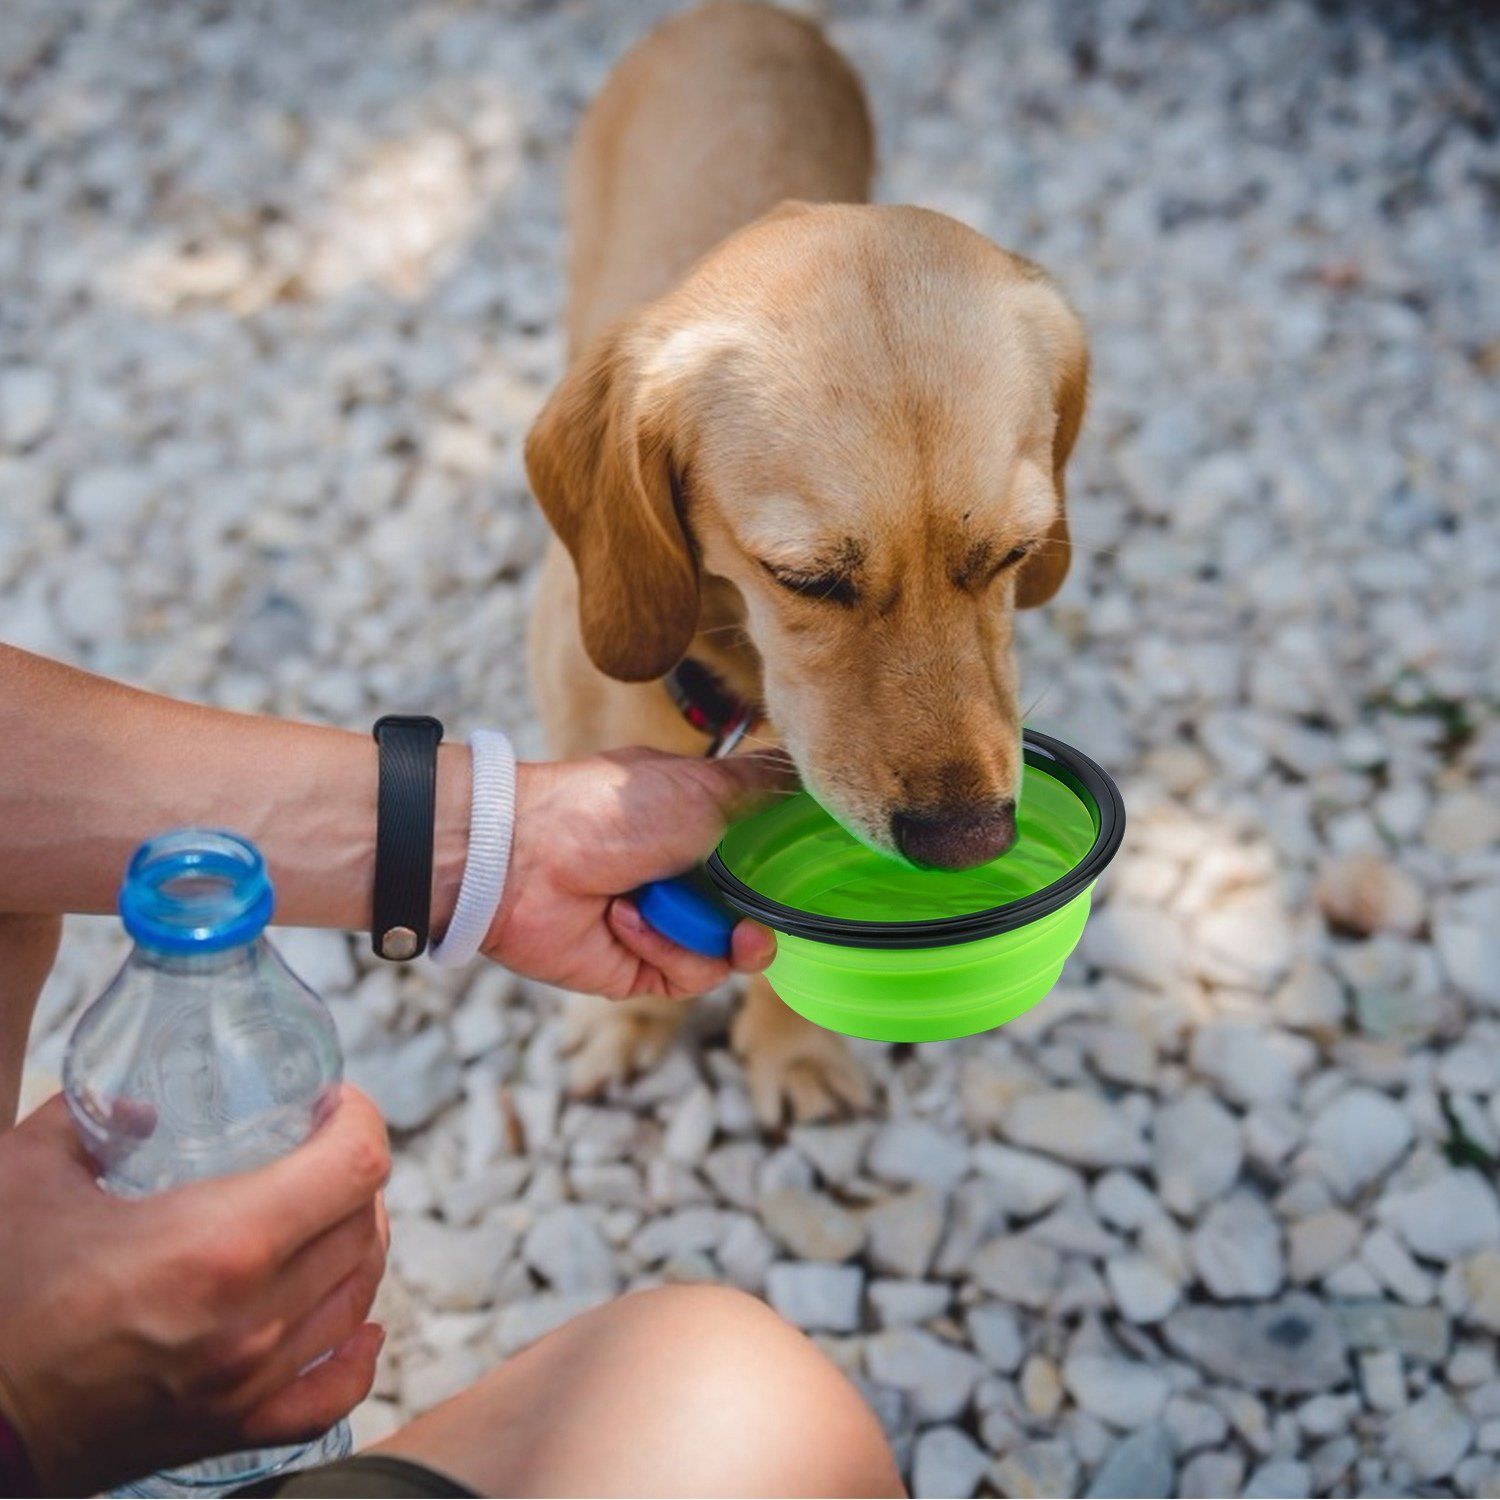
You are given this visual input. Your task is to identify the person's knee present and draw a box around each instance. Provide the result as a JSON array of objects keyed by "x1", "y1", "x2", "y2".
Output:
[{"x1": 590, "y1": 1284, "x2": 904, "y2": 1497}]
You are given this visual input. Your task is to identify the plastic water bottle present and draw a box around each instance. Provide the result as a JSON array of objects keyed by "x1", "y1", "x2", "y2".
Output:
[{"x1": 63, "y1": 830, "x2": 351, "y2": 1497}]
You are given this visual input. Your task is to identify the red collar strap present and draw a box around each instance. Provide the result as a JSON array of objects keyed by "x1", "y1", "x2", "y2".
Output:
[
  {"x1": 664, "y1": 659, "x2": 759, "y2": 758},
  {"x1": 0, "y1": 1403, "x2": 38, "y2": 1498}
]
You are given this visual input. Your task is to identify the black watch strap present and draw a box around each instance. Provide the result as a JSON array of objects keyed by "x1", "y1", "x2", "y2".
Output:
[{"x1": 371, "y1": 714, "x2": 445, "y2": 960}]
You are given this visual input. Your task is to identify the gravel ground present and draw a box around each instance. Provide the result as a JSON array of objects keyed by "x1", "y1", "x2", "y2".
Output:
[{"x1": 6, "y1": 1, "x2": 1500, "y2": 1494}]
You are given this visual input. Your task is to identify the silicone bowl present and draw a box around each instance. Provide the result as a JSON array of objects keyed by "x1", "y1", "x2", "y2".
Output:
[{"x1": 704, "y1": 729, "x2": 1124, "y2": 1041}]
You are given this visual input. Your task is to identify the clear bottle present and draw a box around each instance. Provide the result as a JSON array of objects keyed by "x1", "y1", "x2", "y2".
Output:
[{"x1": 63, "y1": 830, "x2": 351, "y2": 1498}]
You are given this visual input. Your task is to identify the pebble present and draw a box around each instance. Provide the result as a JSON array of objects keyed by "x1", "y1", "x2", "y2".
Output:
[
  {"x1": 1378, "y1": 1170, "x2": 1500, "y2": 1262},
  {"x1": 1304, "y1": 1087, "x2": 1414, "y2": 1199},
  {"x1": 965, "y1": 1303, "x2": 1025, "y2": 1373},
  {"x1": 347, "y1": 1026, "x2": 463, "y2": 1132},
  {"x1": 991, "y1": 1440, "x2": 1079, "y2": 1500},
  {"x1": 971, "y1": 1234, "x2": 1063, "y2": 1311},
  {"x1": 1315, "y1": 852, "x2": 1426, "y2": 937},
  {"x1": 1106, "y1": 1252, "x2": 1182, "y2": 1323},
  {"x1": 972, "y1": 1143, "x2": 1079, "y2": 1217},
  {"x1": 523, "y1": 1206, "x2": 619, "y2": 1294},
  {"x1": 1435, "y1": 889, "x2": 1500, "y2": 1011},
  {"x1": 865, "y1": 1328, "x2": 985, "y2": 1422},
  {"x1": 1003, "y1": 1088, "x2": 1149, "y2": 1168},
  {"x1": 1359, "y1": 1348, "x2": 1407, "y2": 1413},
  {"x1": 1062, "y1": 1352, "x2": 1170, "y2": 1429},
  {"x1": 1153, "y1": 1089, "x2": 1243, "y2": 1216},
  {"x1": 1085, "y1": 1424, "x2": 1175, "y2": 1499},
  {"x1": 864, "y1": 1186, "x2": 946, "y2": 1279},
  {"x1": 765, "y1": 1262, "x2": 863, "y2": 1333},
  {"x1": 1178, "y1": 1451, "x2": 1245, "y2": 1499},
  {"x1": 0, "y1": 365, "x2": 59, "y2": 447},
  {"x1": 868, "y1": 1119, "x2": 970, "y2": 1191},
  {"x1": 1190, "y1": 1191, "x2": 1285, "y2": 1299},
  {"x1": 1080, "y1": 901, "x2": 1185, "y2": 990},
  {"x1": 912, "y1": 1426, "x2": 988, "y2": 1500},
  {"x1": 760, "y1": 1186, "x2": 866, "y2": 1262},
  {"x1": 391, "y1": 1215, "x2": 514, "y2": 1310},
  {"x1": 1288, "y1": 1208, "x2": 1362, "y2": 1284},
  {"x1": 1243, "y1": 1457, "x2": 1311, "y2": 1499},
  {"x1": 275, "y1": 927, "x2": 357, "y2": 995},
  {"x1": 1020, "y1": 1354, "x2": 1065, "y2": 1419},
  {"x1": 1163, "y1": 1296, "x2": 1349, "y2": 1393},
  {"x1": 1334, "y1": 1301, "x2": 1451, "y2": 1362},
  {"x1": 869, "y1": 1278, "x2": 949, "y2": 1326},
  {"x1": 661, "y1": 1085, "x2": 716, "y2": 1165},
  {"x1": 1189, "y1": 1022, "x2": 1310, "y2": 1109},
  {"x1": 1386, "y1": 1388, "x2": 1475, "y2": 1482},
  {"x1": 1164, "y1": 1396, "x2": 1228, "y2": 1453},
  {"x1": 790, "y1": 1122, "x2": 873, "y2": 1187}
]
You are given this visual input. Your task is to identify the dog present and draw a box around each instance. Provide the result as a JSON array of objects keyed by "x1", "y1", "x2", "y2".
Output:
[{"x1": 525, "y1": 1, "x2": 1088, "y2": 1125}]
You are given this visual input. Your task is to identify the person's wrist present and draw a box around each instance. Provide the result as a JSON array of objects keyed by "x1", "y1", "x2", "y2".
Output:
[
  {"x1": 428, "y1": 743, "x2": 472, "y2": 944},
  {"x1": 480, "y1": 759, "x2": 549, "y2": 964}
]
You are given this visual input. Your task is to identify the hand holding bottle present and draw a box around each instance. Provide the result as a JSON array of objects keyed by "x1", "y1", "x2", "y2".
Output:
[{"x1": 0, "y1": 1086, "x2": 389, "y2": 1496}]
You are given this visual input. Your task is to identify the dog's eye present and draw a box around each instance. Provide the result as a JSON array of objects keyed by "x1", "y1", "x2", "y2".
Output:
[
  {"x1": 990, "y1": 545, "x2": 1032, "y2": 579},
  {"x1": 762, "y1": 562, "x2": 859, "y2": 607}
]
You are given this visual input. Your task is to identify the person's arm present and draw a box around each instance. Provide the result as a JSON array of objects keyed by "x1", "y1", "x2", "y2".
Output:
[{"x1": 0, "y1": 644, "x2": 469, "y2": 931}]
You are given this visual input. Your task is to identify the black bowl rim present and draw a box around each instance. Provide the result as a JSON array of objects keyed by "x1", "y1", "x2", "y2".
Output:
[{"x1": 705, "y1": 728, "x2": 1126, "y2": 950}]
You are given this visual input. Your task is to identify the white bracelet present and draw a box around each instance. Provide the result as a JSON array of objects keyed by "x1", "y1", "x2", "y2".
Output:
[{"x1": 429, "y1": 729, "x2": 517, "y2": 968}]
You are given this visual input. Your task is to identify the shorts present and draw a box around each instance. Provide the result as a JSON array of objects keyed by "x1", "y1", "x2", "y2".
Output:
[{"x1": 234, "y1": 1453, "x2": 475, "y2": 1498}]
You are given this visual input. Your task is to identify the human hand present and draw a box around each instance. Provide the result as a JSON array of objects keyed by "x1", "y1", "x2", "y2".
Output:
[
  {"x1": 0, "y1": 1086, "x2": 390, "y2": 1495},
  {"x1": 483, "y1": 748, "x2": 793, "y2": 1000}
]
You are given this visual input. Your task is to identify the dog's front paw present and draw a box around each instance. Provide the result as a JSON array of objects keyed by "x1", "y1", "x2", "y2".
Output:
[
  {"x1": 562, "y1": 994, "x2": 687, "y2": 1098},
  {"x1": 731, "y1": 977, "x2": 874, "y2": 1127}
]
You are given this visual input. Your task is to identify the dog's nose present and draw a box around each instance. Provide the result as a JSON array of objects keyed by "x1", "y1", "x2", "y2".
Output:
[{"x1": 891, "y1": 800, "x2": 1017, "y2": 870}]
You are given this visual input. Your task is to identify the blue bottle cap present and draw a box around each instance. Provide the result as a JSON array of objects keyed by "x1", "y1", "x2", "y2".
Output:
[
  {"x1": 119, "y1": 829, "x2": 275, "y2": 954},
  {"x1": 635, "y1": 876, "x2": 736, "y2": 960}
]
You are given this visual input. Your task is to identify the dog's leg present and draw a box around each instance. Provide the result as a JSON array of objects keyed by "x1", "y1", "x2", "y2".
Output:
[
  {"x1": 562, "y1": 992, "x2": 688, "y2": 1098},
  {"x1": 731, "y1": 975, "x2": 873, "y2": 1128}
]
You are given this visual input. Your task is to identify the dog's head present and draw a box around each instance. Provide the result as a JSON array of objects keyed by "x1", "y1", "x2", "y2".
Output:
[{"x1": 526, "y1": 204, "x2": 1087, "y2": 868}]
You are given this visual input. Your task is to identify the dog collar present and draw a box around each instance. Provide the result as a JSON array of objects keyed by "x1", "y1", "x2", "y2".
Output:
[{"x1": 664, "y1": 659, "x2": 759, "y2": 758}]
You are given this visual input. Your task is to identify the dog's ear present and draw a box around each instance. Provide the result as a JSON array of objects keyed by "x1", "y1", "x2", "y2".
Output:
[
  {"x1": 525, "y1": 326, "x2": 699, "y2": 681},
  {"x1": 1015, "y1": 303, "x2": 1088, "y2": 610}
]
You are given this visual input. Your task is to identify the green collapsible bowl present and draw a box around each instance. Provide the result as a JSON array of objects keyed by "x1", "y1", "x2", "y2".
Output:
[{"x1": 705, "y1": 730, "x2": 1125, "y2": 1042}]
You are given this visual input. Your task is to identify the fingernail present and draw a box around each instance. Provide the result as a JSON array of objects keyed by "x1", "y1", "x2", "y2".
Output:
[{"x1": 612, "y1": 900, "x2": 643, "y2": 932}]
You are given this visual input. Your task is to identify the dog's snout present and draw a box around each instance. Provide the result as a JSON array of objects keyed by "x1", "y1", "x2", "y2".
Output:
[{"x1": 891, "y1": 800, "x2": 1017, "y2": 870}]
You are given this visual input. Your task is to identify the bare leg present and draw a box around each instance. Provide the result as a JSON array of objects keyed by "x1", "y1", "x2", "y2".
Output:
[
  {"x1": 372, "y1": 1285, "x2": 904, "y2": 1498},
  {"x1": 0, "y1": 913, "x2": 62, "y2": 1127}
]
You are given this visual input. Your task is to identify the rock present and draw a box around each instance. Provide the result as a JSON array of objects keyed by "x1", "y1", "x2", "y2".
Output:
[
  {"x1": 0, "y1": 365, "x2": 59, "y2": 448},
  {"x1": 1191, "y1": 1191, "x2": 1285, "y2": 1299},
  {"x1": 973, "y1": 1142, "x2": 1080, "y2": 1217},
  {"x1": 790, "y1": 1121, "x2": 873, "y2": 1186},
  {"x1": 1434, "y1": 888, "x2": 1500, "y2": 1010},
  {"x1": 1359, "y1": 1349, "x2": 1406, "y2": 1413},
  {"x1": 1427, "y1": 792, "x2": 1500, "y2": 860},
  {"x1": 1315, "y1": 852, "x2": 1425, "y2": 937},
  {"x1": 1062, "y1": 1351, "x2": 1170, "y2": 1428},
  {"x1": 865, "y1": 1328, "x2": 984, "y2": 1422},
  {"x1": 1178, "y1": 1451, "x2": 1245, "y2": 1499},
  {"x1": 391, "y1": 1215, "x2": 514, "y2": 1310},
  {"x1": 1191, "y1": 889, "x2": 1293, "y2": 987},
  {"x1": 1080, "y1": 901, "x2": 1185, "y2": 989},
  {"x1": 716, "y1": 1215, "x2": 776, "y2": 1292},
  {"x1": 1243, "y1": 1457, "x2": 1310, "y2": 1499},
  {"x1": 867, "y1": 1119, "x2": 970, "y2": 1191},
  {"x1": 869, "y1": 1278, "x2": 949, "y2": 1326},
  {"x1": 760, "y1": 1185, "x2": 865, "y2": 1262},
  {"x1": 966, "y1": 1303, "x2": 1025, "y2": 1373},
  {"x1": 1288, "y1": 1208, "x2": 1362, "y2": 1284},
  {"x1": 1153, "y1": 1089, "x2": 1243, "y2": 1215},
  {"x1": 1163, "y1": 1295, "x2": 1349, "y2": 1393},
  {"x1": 1360, "y1": 1226, "x2": 1436, "y2": 1305},
  {"x1": 1386, "y1": 1388, "x2": 1474, "y2": 1481},
  {"x1": 912, "y1": 1426, "x2": 988, "y2": 1500},
  {"x1": 1164, "y1": 1396, "x2": 1228, "y2": 1453},
  {"x1": 523, "y1": 1206, "x2": 619, "y2": 1294},
  {"x1": 991, "y1": 1440, "x2": 1080, "y2": 1500},
  {"x1": 1003, "y1": 1088, "x2": 1148, "y2": 1168},
  {"x1": 661, "y1": 1084, "x2": 716, "y2": 1165},
  {"x1": 1378, "y1": 1170, "x2": 1500, "y2": 1262},
  {"x1": 1106, "y1": 1252, "x2": 1181, "y2": 1323},
  {"x1": 971, "y1": 1234, "x2": 1063, "y2": 1310},
  {"x1": 1093, "y1": 1169, "x2": 1165, "y2": 1231},
  {"x1": 1086, "y1": 1423, "x2": 1176, "y2": 1499},
  {"x1": 494, "y1": 1292, "x2": 612, "y2": 1356},
  {"x1": 347, "y1": 1026, "x2": 462, "y2": 1131},
  {"x1": 275, "y1": 927, "x2": 357, "y2": 994},
  {"x1": 1020, "y1": 1354, "x2": 1064, "y2": 1418},
  {"x1": 764, "y1": 1263, "x2": 863, "y2": 1333},
  {"x1": 1274, "y1": 962, "x2": 1346, "y2": 1032},
  {"x1": 1304, "y1": 1088, "x2": 1414, "y2": 1199},
  {"x1": 864, "y1": 1187, "x2": 946, "y2": 1279},
  {"x1": 1463, "y1": 1249, "x2": 1500, "y2": 1333},
  {"x1": 1188, "y1": 1022, "x2": 1312, "y2": 1108},
  {"x1": 54, "y1": 562, "x2": 127, "y2": 644},
  {"x1": 1334, "y1": 1301, "x2": 1451, "y2": 1361},
  {"x1": 66, "y1": 465, "x2": 153, "y2": 529}
]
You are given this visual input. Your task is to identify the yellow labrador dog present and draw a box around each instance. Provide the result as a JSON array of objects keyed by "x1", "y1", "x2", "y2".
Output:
[{"x1": 526, "y1": 1, "x2": 1088, "y2": 1124}]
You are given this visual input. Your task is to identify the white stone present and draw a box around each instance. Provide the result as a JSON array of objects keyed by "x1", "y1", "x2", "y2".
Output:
[
  {"x1": 1360, "y1": 1226, "x2": 1436, "y2": 1305},
  {"x1": 1062, "y1": 1351, "x2": 1169, "y2": 1429},
  {"x1": 867, "y1": 1119, "x2": 970, "y2": 1191},
  {"x1": 523, "y1": 1205, "x2": 619, "y2": 1293},
  {"x1": 275, "y1": 926, "x2": 358, "y2": 994},
  {"x1": 1243, "y1": 1457, "x2": 1310, "y2": 1499},
  {"x1": 347, "y1": 1025, "x2": 462, "y2": 1131},
  {"x1": 391, "y1": 1215, "x2": 514, "y2": 1310},
  {"x1": 864, "y1": 1187, "x2": 945, "y2": 1279},
  {"x1": 972, "y1": 1142, "x2": 1079, "y2": 1217},
  {"x1": 965, "y1": 1303, "x2": 1025, "y2": 1373},
  {"x1": 789, "y1": 1121, "x2": 873, "y2": 1186},
  {"x1": 991, "y1": 1440, "x2": 1079, "y2": 1499},
  {"x1": 0, "y1": 365, "x2": 59, "y2": 448},
  {"x1": 662, "y1": 1084, "x2": 716, "y2": 1165},
  {"x1": 1092, "y1": 1169, "x2": 1165, "y2": 1231},
  {"x1": 1106, "y1": 1253, "x2": 1181, "y2": 1323},
  {"x1": 865, "y1": 1328, "x2": 984, "y2": 1421},
  {"x1": 1163, "y1": 1396, "x2": 1228, "y2": 1454},
  {"x1": 1189, "y1": 1022, "x2": 1312, "y2": 1108},
  {"x1": 1359, "y1": 1348, "x2": 1406, "y2": 1413},
  {"x1": 66, "y1": 465, "x2": 153, "y2": 528},
  {"x1": 912, "y1": 1426, "x2": 988, "y2": 1499},
  {"x1": 1003, "y1": 1088, "x2": 1148, "y2": 1168},
  {"x1": 1191, "y1": 1191, "x2": 1284, "y2": 1299},
  {"x1": 1288, "y1": 1208, "x2": 1361, "y2": 1284},
  {"x1": 1081, "y1": 901, "x2": 1185, "y2": 989},
  {"x1": 1178, "y1": 1451, "x2": 1244, "y2": 1499},
  {"x1": 1434, "y1": 888, "x2": 1500, "y2": 1011},
  {"x1": 1378, "y1": 1170, "x2": 1500, "y2": 1262},
  {"x1": 1386, "y1": 1388, "x2": 1474, "y2": 1482},
  {"x1": 1315, "y1": 852, "x2": 1425, "y2": 937},
  {"x1": 759, "y1": 1185, "x2": 865, "y2": 1262},
  {"x1": 1153, "y1": 1089, "x2": 1243, "y2": 1215},
  {"x1": 869, "y1": 1278, "x2": 949, "y2": 1326},
  {"x1": 1191, "y1": 889, "x2": 1294, "y2": 987},
  {"x1": 1305, "y1": 1087, "x2": 1414, "y2": 1198},
  {"x1": 1086, "y1": 1424, "x2": 1176, "y2": 1499},
  {"x1": 764, "y1": 1262, "x2": 863, "y2": 1333},
  {"x1": 970, "y1": 1234, "x2": 1063, "y2": 1310}
]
